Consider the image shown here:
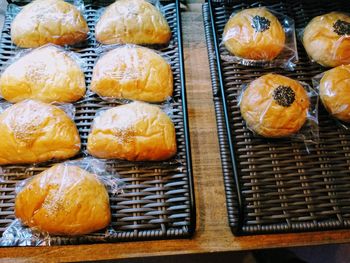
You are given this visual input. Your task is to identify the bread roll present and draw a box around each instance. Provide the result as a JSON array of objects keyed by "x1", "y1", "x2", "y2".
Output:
[
  {"x1": 11, "y1": 0, "x2": 89, "y2": 48},
  {"x1": 15, "y1": 164, "x2": 111, "y2": 236},
  {"x1": 223, "y1": 7, "x2": 286, "y2": 61},
  {"x1": 240, "y1": 74, "x2": 310, "y2": 138},
  {"x1": 0, "y1": 45, "x2": 86, "y2": 103},
  {"x1": 91, "y1": 46, "x2": 173, "y2": 102},
  {"x1": 0, "y1": 100, "x2": 80, "y2": 164},
  {"x1": 303, "y1": 12, "x2": 350, "y2": 67},
  {"x1": 95, "y1": 0, "x2": 171, "y2": 45},
  {"x1": 87, "y1": 102, "x2": 176, "y2": 161},
  {"x1": 320, "y1": 64, "x2": 350, "y2": 122}
]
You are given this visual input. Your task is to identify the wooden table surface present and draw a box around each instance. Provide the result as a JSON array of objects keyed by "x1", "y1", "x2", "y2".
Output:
[{"x1": 1, "y1": 3, "x2": 350, "y2": 262}]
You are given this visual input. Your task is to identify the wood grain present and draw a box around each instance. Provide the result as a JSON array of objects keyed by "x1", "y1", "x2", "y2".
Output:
[{"x1": 1, "y1": 4, "x2": 350, "y2": 262}]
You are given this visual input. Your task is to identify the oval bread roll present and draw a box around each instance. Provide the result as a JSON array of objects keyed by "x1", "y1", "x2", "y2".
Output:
[
  {"x1": 95, "y1": 0, "x2": 171, "y2": 45},
  {"x1": 0, "y1": 100, "x2": 80, "y2": 165},
  {"x1": 223, "y1": 7, "x2": 286, "y2": 61},
  {"x1": 11, "y1": 0, "x2": 89, "y2": 48},
  {"x1": 0, "y1": 45, "x2": 86, "y2": 103},
  {"x1": 87, "y1": 102, "x2": 177, "y2": 161},
  {"x1": 15, "y1": 164, "x2": 111, "y2": 236},
  {"x1": 240, "y1": 74, "x2": 310, "y2": 138},
  {"x1": 320, "y1": 64, "x2": 350, "y2": 122},
  {"x1": 303, "y1": 12, "x2": 350, "y2": 67},
  {"x1": 91, "y1": 46, "x2": 173, "y2": 102}
]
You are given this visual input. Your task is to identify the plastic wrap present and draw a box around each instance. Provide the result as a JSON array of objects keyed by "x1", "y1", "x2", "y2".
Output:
[
  {"x1": 87, "y1": 101, "x2": 177, "y2": 161},
  {"x1": 95, "y1": 0, "x2": 171, "y2": 45},
  {"x1": 0, "y1": 99, "x2": 81, "y2": 165},
  {"x1": 91, "y1": 44, "x2": 173, "y2": 103},
  {"x1": 0, "y1": 99, "x2": 76, "y2": 120},
  {"x1": 312, "y1": 65, "x2": 350, "y2": 129},
  {"x1": 10, "y1": 0, "x2": 89, "y2": 48},
  {"x1": 0, "y1": 158, "x2": 122, "y2": 246},
  {"x1": 302, "y1": 12, "x2": 350, "y2": 68},
  {"x1": 238, "y1": 73, "x2": 318, "y2": 143},
  {"x1": 0, "y1": 44, "x2": 86, "y2": 103},
  {"x1": 221, "y1": 7, "x2": 298, "y2": 70}
]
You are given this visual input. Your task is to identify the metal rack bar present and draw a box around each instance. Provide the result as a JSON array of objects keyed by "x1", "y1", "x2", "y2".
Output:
[
  {"x1": 208, "y1": 0, "x2": 244, "y2": 234},
  {"x1": 176, "y1": 0, "x2": 196, "y2": 236}
]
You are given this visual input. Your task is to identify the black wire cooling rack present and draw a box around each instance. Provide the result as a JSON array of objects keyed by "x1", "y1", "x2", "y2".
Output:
[
  {"x1": 204, "y1": 0, "x2": 350, "y2": 235},
  {"x1": 0, "y1": 0, "x2": 195, "y2": 246}
]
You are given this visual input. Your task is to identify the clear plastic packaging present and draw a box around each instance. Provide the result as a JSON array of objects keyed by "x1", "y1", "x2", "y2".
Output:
[
  {"x1": 312, "y1": 65, "x2": 350, "y2": 129},
  {"x1": 0, "y1": 158, "x2": 122, "y2": 246},
  {"x1": 0, "y1": 99, "x2": 81, "y2": 165},
  {"x1": 301, "y1": 12, "x2": 350, "y2": 68},
  {"x1": 221, "y1": 7, "x2": 298, "y2": 70},
  {"x1": 94, "y1": 0, "x2": 171, "y2": 45},
  {"x1": 0, "y1": 44, "x2": 87, "y2": 103},
  {"x1": 10, "y1": 0, "x2": 89, "y2": 48},
  {"x1": 0, "y1": 99, "x2": 76, "y2": 120},
  {"x1": 91, "y1": 44, "x2": 173, "y2": 103},
  {"x1": 238, "y1": 73, "x2": 319, "y2": 143},
  {"x1": 86, "y1": 101, "x2": 177, "y2": 161}
]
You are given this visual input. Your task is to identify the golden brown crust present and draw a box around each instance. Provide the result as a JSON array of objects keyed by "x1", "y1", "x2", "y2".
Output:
[
  {"x1": 320, "y1": 64, "x2": 350, "y2": 122},
  {"x1": 240, "y1": 74, "x2": 310, "y2": 138},
  {"x1": 87, "y1": 102, "x2": 177, "y2": 161},
  {"x1": 0, "y1": 45, "x2": 86, "y2": 103},
  {"x1": 15, "y1": 164, "x2": 111, "y2": 236},
  {"x1": 223, "y1": 7, "x2": 285, "y2": 61},
  {"x1": 91, "y1": 46, "x2": 173, "y2": 102},
  {"x1": 95, "y1": 0, "x2": 171, "y2": 45},
  {"x1": 11, "y1": 0, "x2": 89, "y2": 48},
  {"x1": 0, "y1": 100, "x2": 80, "y2": 164},
  {"x1": 303, "y1": 12, "x2": 350, "y2": 67}
]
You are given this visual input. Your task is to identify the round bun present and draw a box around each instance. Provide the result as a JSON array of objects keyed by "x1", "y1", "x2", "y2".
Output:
[
  {"x1": 0, "y1": 45, "x2": 86, "y2": 103},
  {"x1": 303, "y1": 12, "x2": 350, "y2": 67},
  {"x1": 15, "y1": 164, "x2": 111, "y2": 236},
  {"x1": 11, "y1": 0, "x2": 89, "y2": 48},
  {"x1": 0, "y1": 100, "x2": 80, "y2": 164},
  {"x1": 95, "y1": 0, "x2": 171, "y2": 45},
  {"x1": 240, "y1": 74, "x2": 310, "y2": 138},
  {"x1": 320, "y1": 64, "x2": 350, "y2": 122},
  {"x1": 91, "y1": 46, "x2": 173, "y2": 102},
  {"x1": 223, "y1": 7, "x2": 285, "y2": 61},
  {"x1": 87, "y1": 101, "x2": 177, "y2": 161}
]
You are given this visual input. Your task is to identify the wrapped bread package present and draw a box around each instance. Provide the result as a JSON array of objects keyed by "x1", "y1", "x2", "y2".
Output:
[
  {"x1": 11, "y1": 0, "x2": 89, "y2": 48},
  {"x1": 87, "y1": 102, "x2": 177, "y2": 161},
  {"x1": 0, "y1": 45, "x2": 86, "y2": 103},
  {"x1": 91, "y1": 46, "x2": 173, "y2": 102},
  {"x1": 303, "y1": 12, "x2": 350, "y2": 67},
  {"x1": 239, "y1": 74, "x2": 318, "y2": 140},
  {"x1": 312, "y1": 64, "x2": 350, "y2": 124},
  {"x1": 0, "y1": 100, "x2": 80, "y2": 165},
  {"x1": 95, "y1": 0, "x2": 171, "y2": 45},
  {"x1": 14, "y1": 162, "x2": 111, "y2": 236},
  {"x1": 222, "y1": 7, "x2": 298, "y2": 69}
]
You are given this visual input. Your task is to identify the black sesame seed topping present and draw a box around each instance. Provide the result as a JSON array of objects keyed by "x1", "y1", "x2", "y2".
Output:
[
  {"x1": 273, "y1": 86, "x2": 295, "y2": 107},
  {"x1": 333, "y1": 20, "x2": 350, "y2": 36},
  {"x1": 251, "y1": 15, "x2": 271, "y2": 32}
]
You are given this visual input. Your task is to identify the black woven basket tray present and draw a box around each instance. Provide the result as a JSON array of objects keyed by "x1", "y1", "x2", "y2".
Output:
[
  {"x1": 0, "y1": 0, "x2": 195, "y2": 245},
  {"x1": 203, "y1": 0, "x2": 350, "y2": 235}
]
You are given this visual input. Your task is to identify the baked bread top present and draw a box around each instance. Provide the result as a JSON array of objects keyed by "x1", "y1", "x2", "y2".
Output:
[
  {"x1": 0, "y1": 100, "x2": 80, "y2": 164},
  {"x1": 95, "y1": 0, "x2": 171, "y2": 45},
  {"x1": 303, "y1": 12, "x2": 350, "y2": 67},
  {"x1": 0, "y1": 45, "x2": 86, "y2": 103},
  {"x1": 91, "y1": 46, "x2": 173, "y2": 102},
  {"x1": 240, "y1": 74, "x2": 310, "y2": 138},
  {"x1": 223, "y1": 7, "x2": 286, "y2": 61},
  {"x1": 11, "y1": 0, "x2": 89, "y2": 48},
  {"x1": 87, "y1": 101, "x2": 177, "y2": 161},
  {"x1": 15, "y1": 164, "x2": 111, "y2": 235}
]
